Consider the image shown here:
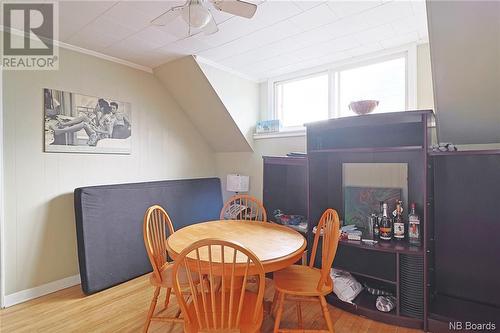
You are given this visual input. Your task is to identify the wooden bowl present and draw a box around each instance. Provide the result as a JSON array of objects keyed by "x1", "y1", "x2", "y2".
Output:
[{"x1": 348, "y1": 100, "x2": 379, "y2": 115}]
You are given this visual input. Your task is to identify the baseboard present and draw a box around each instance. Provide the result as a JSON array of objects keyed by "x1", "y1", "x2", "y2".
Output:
[{"x1": 3, "y1": 274, "x2": 81, "y2": 308}]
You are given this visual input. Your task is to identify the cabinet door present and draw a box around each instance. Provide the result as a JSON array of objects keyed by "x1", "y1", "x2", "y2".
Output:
[{"x1": 434, "y1": 154, "x2": 500, "y2": 306}]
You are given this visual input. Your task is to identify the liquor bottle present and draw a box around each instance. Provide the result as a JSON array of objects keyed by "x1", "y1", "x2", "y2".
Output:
[
  {"x1": 377, "y1": 201, "x2": 384, "y2": 226},
  {"x1": 379, "y1": 202, "x2": 393, "y2": 241},
  {"x1": 372, "y1": 213, "x2": 380, "y2": 239},
  {"x1": 393, "y1": 200, "x2": 405, "y2": 241},
  {"x1": 408, "y1": 203, "x2": 421, "y2": 246}
]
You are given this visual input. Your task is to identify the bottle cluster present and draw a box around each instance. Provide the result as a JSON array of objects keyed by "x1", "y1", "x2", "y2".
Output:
[{"x1": 372, "y1": 201, "x2": 421, "y2": 245}]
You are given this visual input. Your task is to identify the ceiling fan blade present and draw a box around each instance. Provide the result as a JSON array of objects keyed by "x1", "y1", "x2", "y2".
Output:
[
  {"x1": 203, "y1": 14, "x2": 219, "y2": 35},
  {"x1": 212, "y1": 0, "x2": 257, "y2": 19},
  {"x1": 151, "y1": 5, "x2": 183, "y2": 26}
]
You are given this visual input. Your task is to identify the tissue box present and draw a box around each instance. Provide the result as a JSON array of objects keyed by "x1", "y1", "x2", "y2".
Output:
[{"x1": 256, "y1": 120, "x2": 281, "y2": 133}]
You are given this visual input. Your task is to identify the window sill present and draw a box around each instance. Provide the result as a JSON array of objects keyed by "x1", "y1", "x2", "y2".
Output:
[{"x1": 253, "y1": 128, "x2": 306, "y2": 140}]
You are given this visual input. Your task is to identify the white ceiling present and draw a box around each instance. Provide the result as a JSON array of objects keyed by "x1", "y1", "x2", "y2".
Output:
[{"x1": 57, "y1": 0, "x2": 428, "y2": 80}]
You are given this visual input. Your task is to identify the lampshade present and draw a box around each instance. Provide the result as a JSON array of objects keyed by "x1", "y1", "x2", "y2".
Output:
[{"x1": 226, "y1": 174, "x2": 249, "y2": 192}]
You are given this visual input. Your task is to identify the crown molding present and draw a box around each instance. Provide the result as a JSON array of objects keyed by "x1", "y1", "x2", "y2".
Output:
[
  {"x1": 194, "y1": 55, "x2": 259, "y2": 83},
  {"x1": 56, "y1": 41, "x2": 154, "y2": 74},
  {"x1": 0, "y1": 26, "x2": 154, "y2": 73}
]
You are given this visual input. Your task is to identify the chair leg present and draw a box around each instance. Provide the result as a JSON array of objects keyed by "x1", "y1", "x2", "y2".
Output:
[
  {"x1": 273, "y1": 292, "x2": 285, "y2": 333},
  {"x1": 296, "y1": 301, "x2": 303, "y2": 329},
  {"x1": 319, "y1": 295, "x2": 334, "y2": 333},
  {"x1": 175, "y1": 294, "x2": 189, "y2": 318},
  {"x1": 143, "y1": 287, "x2": 161, "y2": 333},
  {"x1": 271, "y1": 290, "x2": 280, "y2": 316},
  {"x1": 164, "y1": 287, "x2": 171, "y2": 310}
]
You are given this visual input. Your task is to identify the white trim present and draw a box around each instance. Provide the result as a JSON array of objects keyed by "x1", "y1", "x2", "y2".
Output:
[
  {"x1": 0, "y1": 26, "x2": 153, "y2": 74},
  {"x1": 194, "y1": 55, "x2": 258, "y2": 82},
  {"x1": 273, "y1": 69, "x2": 329, "y2": 85},
  {"x1": 328, "y1": 68, "x2": 336, "y2": 118},
  {"x1": 0, "y1": 49, "x2": 4, "y2": 308},
  {"x1": 407, "y1": 43, "x2": 418, "y2": 110},
  {"x1": 3, "y1": 274, "x2": 81, "y2": 308},
  {"x1": 57, "y1": 41, "x2": 153, "y2": 74},
  {"x1": 253, "y1": 128, "x2": 306, "y2": 139},
  {"x1": 267, "y1": 80, "x2": 274, "y2": 120}
]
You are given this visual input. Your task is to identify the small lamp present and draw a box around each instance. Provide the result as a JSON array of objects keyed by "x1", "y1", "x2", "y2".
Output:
[{"x1": 226, "y1": 174, "x2": 249, "y2": 194}]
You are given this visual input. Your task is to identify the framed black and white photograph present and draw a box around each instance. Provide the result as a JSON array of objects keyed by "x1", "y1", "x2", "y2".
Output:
[{"x1": 44, "y1": 88, "x2": 132, "y2": 154}]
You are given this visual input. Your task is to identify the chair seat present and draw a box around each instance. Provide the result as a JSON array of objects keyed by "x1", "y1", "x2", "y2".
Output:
[
  {"x1": 184, "y1": 291, "x2": 263, "y2": 333},
  {"x1": 274, "y1": 265, "x2": 333, "y2": 296},
  {"x1": 149, "y1": 263, "x2": 199, "y2": 288}
]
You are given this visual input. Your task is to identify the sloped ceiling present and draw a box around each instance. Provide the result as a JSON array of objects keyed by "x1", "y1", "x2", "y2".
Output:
[
  {"x1": 197, "y1": 59, "x2": 259, "y2": 148},
  {"x1": 427, "y1": 1, "x2": 500, "y2": 144},
  {"x1": 154, "y1": 56, "x2": 253, "y2": 152}
]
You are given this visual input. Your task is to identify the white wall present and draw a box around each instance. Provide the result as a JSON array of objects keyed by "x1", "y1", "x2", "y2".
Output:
[
  {"x1": 154, "y1": 57, "x2": 253, "y2": 152},
  {"x1": 427, "y1": 0, "x2": 500, "y2": 145},
  {"x1": 2, "y1": 47, "x2": 216, "y2": 295},
  {"x1": 417, "y1": 43, "x2": 434, "y2": 110},
  {"x1": 197, "y1": 60, "x2": 260, "y2": 148},
  {"x1": 216, "y1": 136, "x2": 305, "y2": 201}
]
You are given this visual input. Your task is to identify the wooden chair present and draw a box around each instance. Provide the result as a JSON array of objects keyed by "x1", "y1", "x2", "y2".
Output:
[
  {"x1": 143, "y1": 205, "x2": 198, "y2": 332},
  {"x1": 172, "y1": 238, "x2": 265, "y2": 333},
  {"x1": 220, "y1": 194, "x2": 268, "y2": 222},
  {"x1": 272, "y1": 208, "x2": 340, "y2": 333}
]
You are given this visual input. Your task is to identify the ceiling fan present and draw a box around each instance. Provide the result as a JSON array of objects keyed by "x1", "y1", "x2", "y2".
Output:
[{"x1": 151, "y1": 0, "x2": 258, "y2": 36}]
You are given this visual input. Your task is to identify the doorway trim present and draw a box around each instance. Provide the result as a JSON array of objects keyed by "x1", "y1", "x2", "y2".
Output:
[{"x1": 0, "y1": 61, "x2": 5, "y2": 308}]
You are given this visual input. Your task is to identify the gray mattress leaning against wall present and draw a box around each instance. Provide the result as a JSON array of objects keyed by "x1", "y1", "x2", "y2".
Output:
[{"x1": 74, "y1": 178, "x2": 223, "y2": 295}]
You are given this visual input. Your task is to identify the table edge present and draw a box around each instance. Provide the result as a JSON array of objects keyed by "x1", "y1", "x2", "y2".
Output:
[{"x1": 166, "y1": 220, "x2": 307, "y2": 272}]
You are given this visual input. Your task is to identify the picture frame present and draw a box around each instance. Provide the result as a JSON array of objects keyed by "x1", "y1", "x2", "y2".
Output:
[
  {"x1": 344, "y1": 186, "x2": 402, "y2": 231},
  {"x1": 44, "y1": 88, "x2": 132, "y2": 154}
]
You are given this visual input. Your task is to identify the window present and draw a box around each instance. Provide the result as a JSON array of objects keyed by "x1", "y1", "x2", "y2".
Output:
[
  {"x1": 338, "y1": 57, "x2": 406, "y2": 117},
  {"x1": 275, "y1": 72, "x2": 329, "y2": 128},
  {"x1": 269, "y1": 49, "x2": 415, "y2": 130}
]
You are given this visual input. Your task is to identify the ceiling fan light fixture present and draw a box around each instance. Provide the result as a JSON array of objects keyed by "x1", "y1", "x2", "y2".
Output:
[
  {"x1": 151, "y1": 0, "x2": 256, "y2": 36},
  {"x1": 181, "y1": 0, "x2": 212, "y2": 29}
]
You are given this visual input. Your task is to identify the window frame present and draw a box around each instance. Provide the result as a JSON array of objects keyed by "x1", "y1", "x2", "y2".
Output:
[
  {"x1": 266, "y1": 44, "x2": 418, "y2": 132},
  {"x1": 274, "y1": 70, "x2": 330, "y2": 130}
]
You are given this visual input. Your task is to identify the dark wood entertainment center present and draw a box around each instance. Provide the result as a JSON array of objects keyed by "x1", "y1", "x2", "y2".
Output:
[{"x1": 263, "y1": 110, "x2": 500, "y2": 332}]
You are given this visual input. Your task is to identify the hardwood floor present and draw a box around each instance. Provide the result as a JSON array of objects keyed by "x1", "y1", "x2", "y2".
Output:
[{"x1": 0, "y1": 275, "x2": 422, "y2": 333}]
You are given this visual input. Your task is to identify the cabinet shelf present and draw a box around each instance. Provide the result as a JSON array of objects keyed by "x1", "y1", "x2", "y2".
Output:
[
  {"x1": 270, "y1": 220, "x2": 308, "y2": 235},
  {"x1": 262, "y1": 155, "x2": 307, "y2": 166},
  {"x1": 309, "y1": 146, "x2": 424, "y2": 154},
  {"x1": 335, "y1": 266, "x2": 397, "y2": 285},
  {"x1": 339, "y1": 239, "x2": 424, "y2": 255},
  {"x1": 428, "y1": 149, "x2": 500, "y2": 156},
  {"x1": 327, "y1": 292, "x2": 423, "y2": 329}
]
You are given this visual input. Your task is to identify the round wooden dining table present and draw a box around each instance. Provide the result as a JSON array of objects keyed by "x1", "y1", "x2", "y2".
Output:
[{"x1": 166, "y1": 220, "x2": 307, "y2": 273}]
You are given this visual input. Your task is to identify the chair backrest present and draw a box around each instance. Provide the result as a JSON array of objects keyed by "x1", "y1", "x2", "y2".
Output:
[
  {"x1": 220, "y1": 194, "x2": 268, "y2": 222},
  {"x1": 143, "y1": 205, "x2": 175, "y2": 283},
  {"x1": 172, "y1": 238, "x2": 265, "y2": 331},
  {"x1": 309, "y1": 209, "x2": 341, "y2": 291}
]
